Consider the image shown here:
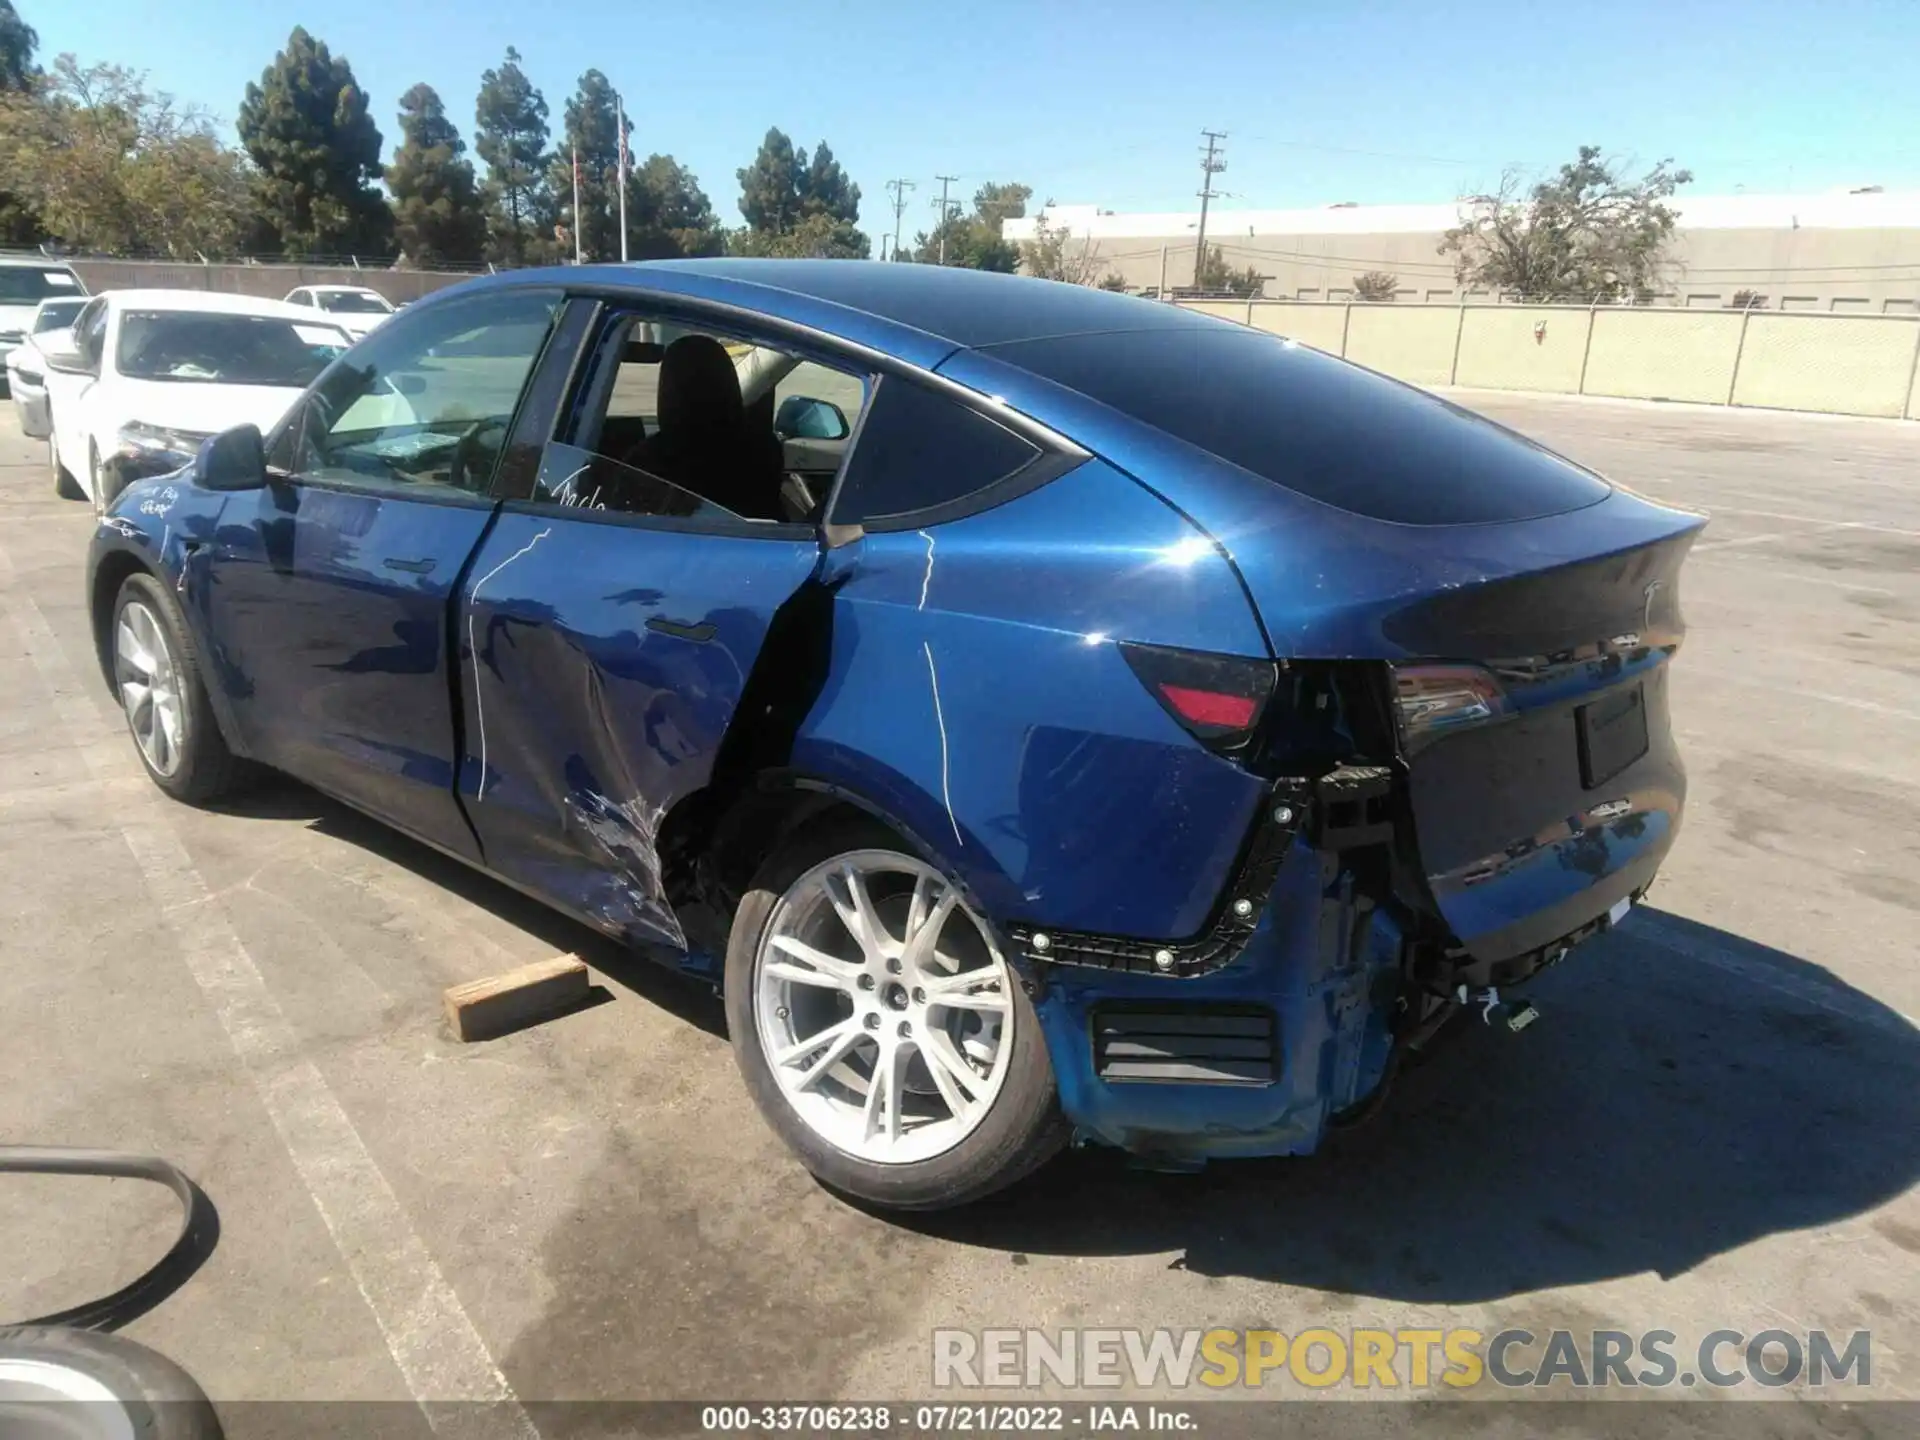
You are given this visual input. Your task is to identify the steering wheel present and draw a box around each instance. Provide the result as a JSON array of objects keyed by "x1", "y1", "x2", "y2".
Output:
[{"x1": 448, "y1": 417, "x2": 510, "y2": 491}]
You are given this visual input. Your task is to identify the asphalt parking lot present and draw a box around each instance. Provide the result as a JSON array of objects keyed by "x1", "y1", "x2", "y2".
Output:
[{"x1": 3, "y1": 392, "x2": 1918, "y2": 1428}]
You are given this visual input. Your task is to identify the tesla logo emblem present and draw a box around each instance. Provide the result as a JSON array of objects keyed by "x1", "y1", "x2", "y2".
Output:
[{"x1": 1643, "y1": 579, "x2": 1663, "y2": 628}]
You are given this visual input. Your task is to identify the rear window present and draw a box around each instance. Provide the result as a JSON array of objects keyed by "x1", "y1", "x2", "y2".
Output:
[
  {"x1": 0, "y1": 267, "x2": 81, "y2": 305},
  {"x1": 985, "y1": 327, "x2": 1611, "y2": 525},
  {"x1": 34, "y1": 299, "x2": 87, "y2": 332},
  {"x1": 316, "y1": 290, "x2": 393, "y2": 315}
]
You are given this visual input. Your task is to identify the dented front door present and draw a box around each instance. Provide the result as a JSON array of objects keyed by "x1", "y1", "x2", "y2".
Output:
[{"x1": 454, "y1": 499, "x2": 821, "y2": 953}]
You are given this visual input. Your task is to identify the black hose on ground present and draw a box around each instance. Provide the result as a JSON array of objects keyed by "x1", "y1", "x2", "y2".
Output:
[{"x1": 0, "y1": 1148, "x2": 218, "y2": 1332}]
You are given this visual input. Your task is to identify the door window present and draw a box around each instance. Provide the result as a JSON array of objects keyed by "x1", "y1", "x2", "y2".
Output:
[
  {"x1": 274, "y1": 288, "x2": 561, "y2": 496},
  {"x1": 503, "y1": 309, "x2": 867, "y2": 527}
]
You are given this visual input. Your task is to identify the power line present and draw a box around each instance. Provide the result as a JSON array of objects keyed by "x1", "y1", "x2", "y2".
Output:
[
  {"x1": 1194, "y1": 131, "x2": 1227, "y2": 288},
  {"x1": 884, "y1": 178, "x2": 917, "y2": 262},
  {"x1": 932, "y1": 175, "x2": 959, "y2": 264}
]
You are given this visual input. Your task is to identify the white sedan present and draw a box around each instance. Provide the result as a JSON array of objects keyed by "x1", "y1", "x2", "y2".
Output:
[
  {"x1": 43, "y1": 291, "x2": 351, "y2": 510},
  {"x1": 7, "y1": 295, "x2": 93, "y2": 438},
  {"x1": 282, "y1": 283, "x2": 397, "y2": 340}
]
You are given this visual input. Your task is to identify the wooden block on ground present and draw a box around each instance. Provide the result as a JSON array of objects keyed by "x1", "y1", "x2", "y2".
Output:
[{"x1": 444, "y1": 956, "x2": 590, "y2": 1042}]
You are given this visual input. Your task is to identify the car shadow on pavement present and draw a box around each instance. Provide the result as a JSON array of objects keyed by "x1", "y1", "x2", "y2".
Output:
[
  {"x1": 906, "y1": 908, "x2": 1920, "y2": 1303},
  {"x1": 219, "y1": 777, "x2": 729, "y2": 1041}
]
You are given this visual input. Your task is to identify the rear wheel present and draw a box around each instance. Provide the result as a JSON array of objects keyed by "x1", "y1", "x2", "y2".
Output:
[
  {"x1": 50, "y1": 431, "x2": 83, "y2": 502},
  {"x1": 111, "y1": 573, "x2": 240, "y2": 804},
  {"x1": 726, "y1": 819, "x2": 1068, "y2": 1209}
]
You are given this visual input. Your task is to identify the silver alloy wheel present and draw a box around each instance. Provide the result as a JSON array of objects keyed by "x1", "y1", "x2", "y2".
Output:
[
  {"x1": 754, "y1": 850, "x2": 1015, "y2": 1165},
  {"x1": 114, "y1": 600, "x2": 184, "y2": 778}
]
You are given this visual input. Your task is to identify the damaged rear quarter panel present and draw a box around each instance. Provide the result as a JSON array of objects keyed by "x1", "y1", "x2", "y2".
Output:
[{"x1": 793, "y1": 459, "x2": 1272, "y2": 940}]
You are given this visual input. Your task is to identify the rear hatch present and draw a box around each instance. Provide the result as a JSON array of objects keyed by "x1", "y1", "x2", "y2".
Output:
[{"x1": 956, "y1": 326, "x2": 1707, "y2": 961}]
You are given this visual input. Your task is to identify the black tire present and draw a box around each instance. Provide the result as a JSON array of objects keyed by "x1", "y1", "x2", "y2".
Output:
[
  {"x1": 110, "y1": 572, "x2": 242, "y2": 805},
  {"x1": 52, "y1": 432, "x2": 84, "y2": 502},
  {"x1": 725, "y1": 817, "x2": 1069, "y2": 1210},
  {"x1": 0, "y1": 1325, "x2": 224, "y2": 1439}
]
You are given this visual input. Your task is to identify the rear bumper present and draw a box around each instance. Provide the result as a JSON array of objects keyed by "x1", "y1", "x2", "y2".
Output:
[
  {"x1": 1029, "y1": 831, "x2": 1406, "y2": 1162},
  {"x1": 1023, "y1": 772, "x2": 1675, "y2": 1164}
]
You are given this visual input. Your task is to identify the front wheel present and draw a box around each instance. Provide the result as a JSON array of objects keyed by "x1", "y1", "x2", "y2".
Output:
[
  {"x1": 726, "y1": 820, "x2": 1068, "y2": 1210},
  {"x1": 110, "y1": 573, "x2": 241, "y2": 804}
]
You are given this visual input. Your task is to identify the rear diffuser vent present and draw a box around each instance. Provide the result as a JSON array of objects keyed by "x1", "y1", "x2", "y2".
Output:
[{"x1": 1092, "y1": 1006, "x2": 1278, "y2": 1086}]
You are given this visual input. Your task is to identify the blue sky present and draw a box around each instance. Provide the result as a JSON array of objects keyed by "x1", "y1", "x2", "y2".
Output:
[{"x1": 29, "y1": 0, "x2": 1920, "y2": 231}]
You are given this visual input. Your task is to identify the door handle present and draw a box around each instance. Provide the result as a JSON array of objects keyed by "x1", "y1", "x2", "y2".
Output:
[{"x1": 383, "y1": 557, "x2": 436, "y2": 574}]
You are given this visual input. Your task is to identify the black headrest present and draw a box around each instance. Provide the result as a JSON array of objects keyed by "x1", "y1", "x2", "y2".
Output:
[{"x1": 657, "y1": 335, "x2": 743, "y2": 435}]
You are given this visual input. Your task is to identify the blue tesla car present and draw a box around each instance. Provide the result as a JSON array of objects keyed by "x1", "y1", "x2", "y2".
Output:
[{"x1": 86, "y1": 262, "x2": 1703, "y2": 1208}]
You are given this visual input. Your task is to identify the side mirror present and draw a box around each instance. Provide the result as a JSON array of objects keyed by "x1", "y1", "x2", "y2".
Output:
[
  {"x1": 38, "y1": 331, "x2": 93, "y2": 376},
  {"x1": 194, "y1": 424, "x2": 267, "y2": 492},
  {"x1": 774, "y1": 395, "x2": 850, "y2": 441}
]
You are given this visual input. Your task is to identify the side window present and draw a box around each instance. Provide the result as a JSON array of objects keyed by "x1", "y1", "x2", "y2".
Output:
[
  {"x1": 505, "y1": 310, "x2": 866, "y2": 527},
  {"x1": 277, "y1": 288, "x2": 560, "y2": 496},
  {"x1": 828, "y1": 377, "x2": 1040, "y2": 528},
  {"x1": 289, "y1": 292, "x2": 312, "y2": 308}
]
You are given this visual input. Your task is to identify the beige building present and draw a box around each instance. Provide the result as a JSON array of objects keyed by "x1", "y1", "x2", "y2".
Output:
[{"x1": 1002, "y1": 190, "x2": 1920, "y2": 313}]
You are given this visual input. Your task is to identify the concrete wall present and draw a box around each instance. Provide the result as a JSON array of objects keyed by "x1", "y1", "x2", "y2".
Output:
[
  {"x1": 1213, "y1": 300, "x2": 1920, "y2": 421},
  {"x1": 67, "y1": 259, "x2": 476, "y2": 305},
  {"x1": 1067, "y1": 222, "x2": 1920, "y2": 314}
]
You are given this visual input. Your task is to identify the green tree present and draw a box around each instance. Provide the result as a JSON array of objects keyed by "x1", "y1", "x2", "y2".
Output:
[
  {"x1": 1192, "y1": 245, "x2": 1264, "y2": 296},
  {"x1": 387, "y1": 83, "x2": 486, "y2": 267},
  {"x1": 1351, "y1": 269, "x2": 1399, "y2": 301},
  {"x1": 1021, "y1": 205, "x2": 1108, "y2": 285},
  {"x1": 626, "y1": 153, "x2": 723, "y2": 259},
  {"x1": 1441, "y1": 145, "x2": 1691, "y2": 302},
  {"x1": 734, "y1": 127, "x2": 869, "y2": 258},
  {"x1": 0, "y1": 56, "x2": 252, "y2": 256},
  {"x1": 0, "y1": 0, "x2": 40, "y2": 243},
  {"x1": 547, "y1": 68, "x2": 623, "y2": 261},
  {"x1": 971, "y1": 181, "x2": 1030, "y2": 231},
  {"x1": 737, "y1": 126, "x2": 803, "y2": 234},
  {"x1": 473, "y1": 46, "x2": 549, "y2": 265},
  {"x1": 238, "y1": 26, "x2": 391, "y2": 258},
  {"x1": 906, "y1": 179, "x2": 1027, "y2": 270},
  {"x1": 0, "y1": 0, "x2": 34, "y2": 90}
]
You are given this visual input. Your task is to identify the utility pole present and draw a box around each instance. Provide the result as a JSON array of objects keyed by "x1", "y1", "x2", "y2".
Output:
[
  {"x1": 615, "y1": 94, "x2": 630, "y2": 264},
  {"x1": 1194, "y1": 129, "x2": 1227, "y2": 291},
  {"x1": 933, "y1": 174, "x2": 959, "y2": 264},
  {"x1": 885, "y1": 178, "x2": 917, "y2": 263}
]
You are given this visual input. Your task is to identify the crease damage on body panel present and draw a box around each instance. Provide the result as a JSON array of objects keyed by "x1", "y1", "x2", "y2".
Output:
[{"x1": 467, "y1": 527, "x2": 551, "y2": 801}]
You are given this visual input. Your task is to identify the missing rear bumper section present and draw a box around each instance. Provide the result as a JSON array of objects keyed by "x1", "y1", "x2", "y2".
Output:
[{"x1": 1005, "y1": 765, "x2": 1394, "y2": 979}]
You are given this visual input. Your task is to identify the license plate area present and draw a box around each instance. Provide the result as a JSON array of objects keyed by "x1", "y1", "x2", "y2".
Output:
[{"x1": 1576, "y1": 683, "x2": 1648, "y2": 789}]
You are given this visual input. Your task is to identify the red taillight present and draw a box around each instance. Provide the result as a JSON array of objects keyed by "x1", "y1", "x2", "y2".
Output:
[
  {"x1": 1121, "y1": 643, "x2": 1277, "y2": 754},
  {"x1": 1392, "y1": 663, "x2": 1508, "y2": 749},
  {"x1": 1158, "y1": 684, "x2": 1258, "y2": 729}
]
